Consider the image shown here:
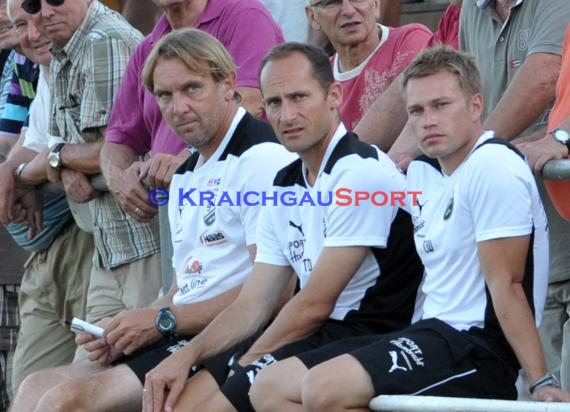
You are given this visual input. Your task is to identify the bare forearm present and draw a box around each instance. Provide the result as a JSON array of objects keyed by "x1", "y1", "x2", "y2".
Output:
[
  {"x1": 244, "y1": 296, "x2": 329, "y2": 361},
  {"x1": 187, "y1": 299, "x2": 273, "y2": 366},
  {"x1": 493, "y1": 283, "x2": 548, "y2": 384},
  {"x1": 354, "y1": 80, "x2": 408, "y2": 151},
  {"x1": 171, "y1": 286, "x2": 242, "y2": 335},
  {"x1": 483, "y1": 53, "x2": 560, "y2": 141},
  {"x1": 100, "y1": 141, "x2": 139, "y2": 177},
  {"x1": 60, "y1": 141, "x2": 103, "y2": 174},
  {"x1": 20, "y1": 149, "x2": 50, "y2": 185}
]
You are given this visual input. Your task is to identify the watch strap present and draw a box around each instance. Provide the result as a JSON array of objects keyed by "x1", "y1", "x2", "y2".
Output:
[{"x1": 529, "y1": 372, "x2": 561, "y2": 395}]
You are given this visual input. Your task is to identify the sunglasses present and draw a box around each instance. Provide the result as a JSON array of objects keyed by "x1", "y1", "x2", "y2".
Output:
[{"x1": 22, "y1": 0, "x2": 65, "y2": 15}]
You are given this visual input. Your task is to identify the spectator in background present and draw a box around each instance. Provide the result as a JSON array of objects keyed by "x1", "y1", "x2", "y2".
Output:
[
  {"x1": 100, "y1": 0, "x2": 283, "y2": 266},
  {"x1": 19, "y1": 0, "x2": 156, "y2": 366},
  {"x1": 517, "y1": 23, "x2": 570, "y2": 391},
  {"x1": 0, "y1": 0, "x2": 20, "y2": 160},
  {"x1": 118, "y1": 0, "x2": 160, "y2": 34},
  {"x1": 0, "y1": 0, "x2": 95, "y2": 400},
  {"x1": 460, "y1": 0, "x2": 570, "y2": 395},
  {"x1": 306, "y1": 0, "x2": 431, "y2": 130},
  {"x1": 427, "y1": 0, "x2": 461, "y2": 49}
]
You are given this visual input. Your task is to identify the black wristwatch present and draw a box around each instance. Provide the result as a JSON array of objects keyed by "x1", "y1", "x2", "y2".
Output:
[
  {"x1": 155, "y1": 307, "x2": 176, "y2": 336},
  {"x1": 550, "y1": 128, "x2": 570, "y2": 153},
  {"x1": 48, "y1": 143, "x2": 65, "y2": 169}
]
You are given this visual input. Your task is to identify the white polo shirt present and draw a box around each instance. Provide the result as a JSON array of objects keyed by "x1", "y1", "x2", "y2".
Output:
[
  {"x1": 407, "y1": 131, "x2": 548, "y2": 334},
  {"x1": 169, "y1": 108, "x2": 296, "y2": 306},
  {"x1": 256, "y1": 124, "x2": 424, "y2": 326}
]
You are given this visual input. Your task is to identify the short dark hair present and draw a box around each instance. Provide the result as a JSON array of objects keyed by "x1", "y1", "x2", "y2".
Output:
[
  {"x1": 259, "y1": 42, "x2": 334, "y2": 92},
  {"x1": 401, "y1": 46, "x2": 481, "y2": 98}
]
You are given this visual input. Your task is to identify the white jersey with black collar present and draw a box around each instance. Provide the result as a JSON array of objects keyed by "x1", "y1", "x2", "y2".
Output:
[
  {"x1": 407, "y1": 131, "x2": 548, "y2": 359},
  {"x1": 169, "y1": 107, "x2": 296, "y2": 306},
  {"x1": 256, "y1": 123, "x2": 424, "y2": 331}
]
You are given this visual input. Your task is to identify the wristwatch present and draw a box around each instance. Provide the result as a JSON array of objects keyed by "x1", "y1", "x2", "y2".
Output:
[
  {"x1": 155, "y1": 307, "x2": 176, "y2": 336},
  {"x1": 47, "y1": 143, "x2": 65, "y2": 169},
  {"x1": 550, "y1": 128, "x2": 570, "y2": 152},
  {"x1": 15, "y1": 162, "x2": 27, "y2": 180},
  {"x1": 529, "y1": 372, "x2": 561, "y2": 395}
]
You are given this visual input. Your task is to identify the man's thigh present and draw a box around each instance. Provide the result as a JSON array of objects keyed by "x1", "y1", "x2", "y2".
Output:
[
  {"x1": 217, "y1": 320, "x2": 369, "y2": 411},
  {"x1": 85, "y1": 252, "x2": 161, "y2": 323},
  {"x1": 300, "y1": 320, "x2": 518, "y2": 400},
  {"x1": 120, "y1": 336, "x2": 194, "y2": 385},
  {"x1": 13, "y1": 224, "x2": 93, "y2": 387}
]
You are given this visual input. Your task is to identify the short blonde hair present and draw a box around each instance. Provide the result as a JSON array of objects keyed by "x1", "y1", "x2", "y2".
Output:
[
  {"x1": 401, "y1": 46, "x2": 481, "y2": 99},
  {"x1": 142, "y1": 28, "x2": 237, "y2": 93}
]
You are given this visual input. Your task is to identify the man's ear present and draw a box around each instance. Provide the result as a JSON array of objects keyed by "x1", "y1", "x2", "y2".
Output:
[
  {"x1": 221, "y1": 73, "x2": 237, "y2": 101},
  {"x1": 471, "y1": 92, "x2": 484, "y2": 121},
  {"x1": 373, "y1": 0, "x2": 381, "y2": 22},
  {"x1": 306, "y1": 4, "x2": 321, "y2": 31},
  {"x1": 327, "y1": 82, "x2": 343, "y2": 110}
]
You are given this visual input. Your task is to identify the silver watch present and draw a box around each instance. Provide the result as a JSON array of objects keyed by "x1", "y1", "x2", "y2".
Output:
[{"x1": 551, "y1": 128, "x2": 570, "y2": 152}]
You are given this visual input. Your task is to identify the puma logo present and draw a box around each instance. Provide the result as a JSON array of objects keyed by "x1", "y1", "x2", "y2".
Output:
[
  {"x1": 417, "y1": 199, "x2": 428, "y2": 215},
  {"x1": 388, "y1": 350, "x2": 407, "y2": 373},
  {"x1": 289, "y1": 220, "x2": 304, "y2": 237}
]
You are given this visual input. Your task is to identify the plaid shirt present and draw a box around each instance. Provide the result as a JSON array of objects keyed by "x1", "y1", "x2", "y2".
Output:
[{"x1": 50, "y1": 2, "x2": 158, "y2": 269}]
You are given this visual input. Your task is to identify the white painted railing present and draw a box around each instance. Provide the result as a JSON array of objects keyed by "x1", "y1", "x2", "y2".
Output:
[{"x1": 369, "y1": 395, "x2": 569, "y2": 411}]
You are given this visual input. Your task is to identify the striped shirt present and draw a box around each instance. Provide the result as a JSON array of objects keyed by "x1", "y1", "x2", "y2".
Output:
[
  {"x1": 50, "y1": 1, "x2": 155, "y2": 269},
  {"x1": 0, "y1": 52, "x2": 39, "y2": 136}
]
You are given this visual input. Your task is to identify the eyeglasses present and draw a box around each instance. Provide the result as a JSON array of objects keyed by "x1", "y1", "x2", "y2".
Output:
[
  {"x1": 310, "y1": 0, "x2": 369, "y2": 11},
  {"x1": 22, "y1": 0, "x2": 65, "y2": 15}
]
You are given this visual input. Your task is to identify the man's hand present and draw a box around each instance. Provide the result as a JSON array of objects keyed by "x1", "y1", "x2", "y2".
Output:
[
  {"x1": 517, "y1": 133, "x2": 569, "y2": 174},
  {"x1": 105, "y1": 308, "x2": 161, "y2": 355},
  {"x1": 140, "y1": 153, "x2": 187, "y2": 189},
  {"x1": 532, "y1": 385, "x2": 570, "y2": 402},
  {"x1": 107, "y1": 161, "x2": 157, "y2": 221},
  {"x1": 16, "y1": 188, "x2": 44, "y2": 239},
  {"x1": 75, "y1": 318, "x2": 122, "y2": 366},
  {"x1": 61, "y1": 169, "x2": 100, "y2": 203},
  {"x1": 0, "y1": 163, "x2": 18, "y2": 224},
  {"x1": 143, "y1": 348, "x2": 194, "y2": 412}
]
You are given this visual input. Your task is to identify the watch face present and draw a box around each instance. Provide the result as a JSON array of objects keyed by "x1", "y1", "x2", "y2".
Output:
[
  {"x1": 48, "y1": 153, "x2": 60, "y2": 168},
  {"x1": 554, "y1": 129, "x2": 570, "y2": 144},
  {"x1": 158, "y1": 316, "x2": 174, "y2": 331}
]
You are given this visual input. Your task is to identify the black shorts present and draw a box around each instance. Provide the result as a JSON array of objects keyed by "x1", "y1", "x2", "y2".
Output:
[
  {"x1": 297, "y1": 318, "x2": 518, "y2": 400},
  {"x1": 122, "y1": 336, "x2": 194, "y2": 383},
  {"x1": 210, "y1": 319, "x2": 378, "y2": 412}
]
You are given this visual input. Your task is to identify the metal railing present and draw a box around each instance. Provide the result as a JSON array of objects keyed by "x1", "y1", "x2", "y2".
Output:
[{"x1": 369, "y1": 395, "x2": 569, "y2": 411}]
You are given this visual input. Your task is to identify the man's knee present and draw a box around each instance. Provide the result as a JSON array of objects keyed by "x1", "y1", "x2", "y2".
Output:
[
  {"x1": 250, "y1": 366, "x2": 282, "y2": 411},
  {"x1": 35, "y1": 383, "x2": 85, "y2": 412},
  {"x1": 302, "y1": 365, "x2": 340, "y2": 412},
  {"x1": 302, "y1": 355, "x2": 374, "y2": 412}
]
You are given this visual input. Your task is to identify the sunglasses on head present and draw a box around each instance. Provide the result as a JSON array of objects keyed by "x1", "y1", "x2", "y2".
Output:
[{"x1": 22, "y1": 0, "x2": 65, "y2": 15}]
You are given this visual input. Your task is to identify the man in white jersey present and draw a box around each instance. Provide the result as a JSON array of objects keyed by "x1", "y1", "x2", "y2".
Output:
[
  {"x1": 250, "y1": 47, "x2": 570, "y2": 411},
  {"x1": 10, "y1": 28, "x2": 294, "y2": 412},
  {"x1": 142, "y1": 42, "x2": 424, "y2": 412}
]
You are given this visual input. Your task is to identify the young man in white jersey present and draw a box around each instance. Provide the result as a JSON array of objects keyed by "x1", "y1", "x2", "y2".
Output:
[
  {"x1": 141, "y1": 42, "x2": 424, "y2": 412},
  {"x1": 250, "y1": 46, "x2": 570, "y2": 411}
]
